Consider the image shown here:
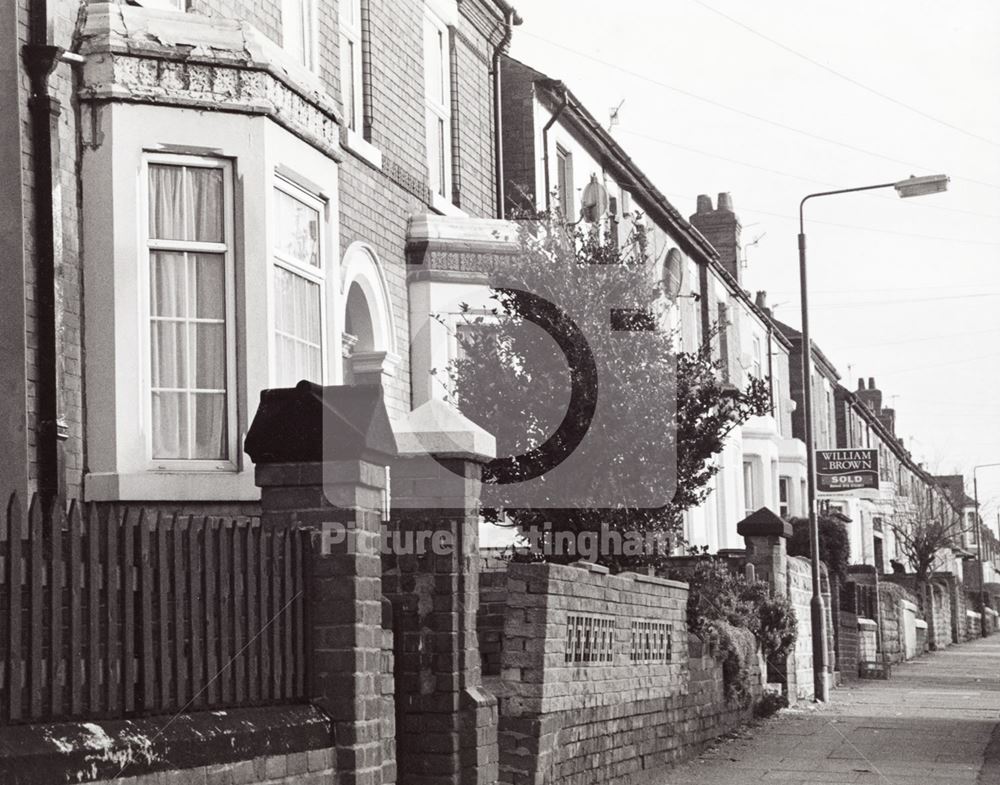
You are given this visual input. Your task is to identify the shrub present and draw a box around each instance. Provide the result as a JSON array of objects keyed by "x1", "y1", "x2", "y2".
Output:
[
  {"x1": 703, "y1": 619, "x2": 757, "y2": 706},
  {"x1": 754, "y1": 691, "x2": 788, "y2": 718},
  {"x1": 787, "y1": 514, "x2": 850, "y2": 583},
  {"x1": 670, "y1": 558, "x2": 798, "y2": 700}
]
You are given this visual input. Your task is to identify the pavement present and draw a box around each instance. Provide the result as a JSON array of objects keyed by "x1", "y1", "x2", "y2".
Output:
[{"x1": 662, "y1": 635, "x2": 1000, "y2": 785}]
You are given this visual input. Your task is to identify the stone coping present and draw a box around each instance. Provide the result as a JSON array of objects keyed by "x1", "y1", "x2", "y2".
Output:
[{"x1": 0, "y1": 704, "x2": 332, "y2": 785}]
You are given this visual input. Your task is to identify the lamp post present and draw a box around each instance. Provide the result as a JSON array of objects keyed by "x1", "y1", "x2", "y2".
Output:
[
  {"x1": 973, "y1": 462, "x2": 1000, "y2": 635},
  {"x1": 798, "y1": 174, "x2": 949, "y2": 702}
]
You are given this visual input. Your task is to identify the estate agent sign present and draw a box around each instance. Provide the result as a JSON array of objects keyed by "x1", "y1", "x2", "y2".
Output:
[{"x1": 816, "y1": 448, "x2": 879, "y2": 492}]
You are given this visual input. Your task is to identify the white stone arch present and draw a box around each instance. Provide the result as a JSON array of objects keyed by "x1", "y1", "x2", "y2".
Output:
[{"x1": 339, "y1": 242, "x2": 399, "y2": 384}]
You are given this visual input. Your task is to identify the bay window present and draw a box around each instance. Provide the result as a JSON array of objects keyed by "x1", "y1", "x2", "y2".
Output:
[
  {"x1": 272, "y1": 179, "x2": 325, "y2": 387},
  {"x1": 145, "y1": 157, "x2": 235, "y2": 464}
]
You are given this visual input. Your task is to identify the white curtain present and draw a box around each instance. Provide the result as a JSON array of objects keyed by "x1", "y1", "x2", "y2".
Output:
[
  {"x1": 149, "y1": 165, "x2": 228, "y2": 460},
  {"x1": 274, "y1": 266, "x2": 321, "y2": 387}
]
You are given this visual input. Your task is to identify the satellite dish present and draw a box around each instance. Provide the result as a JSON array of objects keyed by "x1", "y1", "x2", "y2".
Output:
[
  {"x1": 580, "y1": 175, "x2": 609, "y2": 222},
  {"x1": 662, "y1": 247, "x2": 684, "y2": 299}
]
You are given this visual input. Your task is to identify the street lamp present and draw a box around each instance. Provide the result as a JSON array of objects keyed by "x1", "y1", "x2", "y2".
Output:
[
  {"x1": 798, "y1": 173, "x2": 949, "y2": 702},
  {"x1": 973, "y1": 462, "x2": 1000, "y2": 636}
]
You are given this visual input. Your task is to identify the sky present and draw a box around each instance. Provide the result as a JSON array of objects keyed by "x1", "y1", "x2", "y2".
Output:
[{"x1": 508, "y1": 0, "x2": 1000, "y2": 529}]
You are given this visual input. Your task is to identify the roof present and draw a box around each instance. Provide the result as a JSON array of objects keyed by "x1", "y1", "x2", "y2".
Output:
[
  {"x1": 772, "y1": 319, "x2": 840, "y2": 380},
  {"x1": 503, "y1": 55, "x2": 789, "y2": 343}
]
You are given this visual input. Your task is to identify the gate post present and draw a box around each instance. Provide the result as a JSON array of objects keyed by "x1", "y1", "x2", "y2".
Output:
[
  {"x1": 384, "y1": 399, "x2": 498, "y2": 785},
  {"x1": 245, "y1": 382, "x2": 397, "y2": 785}
]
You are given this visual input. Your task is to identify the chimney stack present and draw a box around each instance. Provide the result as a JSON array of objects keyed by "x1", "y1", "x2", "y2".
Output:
[
  {"x1": 856, "y1": 376, "x2": 882, "y2": 414},
  {"x1": 690, "y1": 192, "x2": 742, "y2": 284}
]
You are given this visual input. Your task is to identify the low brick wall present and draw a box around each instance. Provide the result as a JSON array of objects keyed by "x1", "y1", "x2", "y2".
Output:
[
  {"x1": 967, "y1": 610, "x2": 983, "y2": 640},
  {"x1": 858, "y1": 618, "x2": 878, "y2": 662},
  {"x1": 479, "y1": 563, "x2": 510, "y2": 677},
  {"x1": 877, "y1": 583, "x2": 914, "y2": 663},
  {"x1": 929, "y1": 581, "x2": 952, "y2": 650},
  {"x1": 0, "y1": 706, "x2": 335, "y2": 785},
  {"x1": 837, "y1": 610, "x2": 859, "y2": 678},
  {"x1": 487, "y1": 561, "x2": 763, "y2": 785},
  {"x1": 786, "y1": 557, "x2": 814, "y2": 701}
]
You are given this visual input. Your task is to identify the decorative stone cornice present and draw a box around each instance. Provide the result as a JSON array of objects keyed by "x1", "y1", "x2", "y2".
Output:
[{"x1": 78, "y1": 3, "x2": 343, "y2": 159}]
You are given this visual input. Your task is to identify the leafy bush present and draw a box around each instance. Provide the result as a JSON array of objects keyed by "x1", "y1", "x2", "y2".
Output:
[
  {"x1": 670, "y1": 558, "x2": 798, "y2": 701},
  {"x1": 703, "y1": 619, "x2": 757, "y2": 706},
  {"x1": 754, "y1": 690, "x2": 789, "y2": 718},
  {"x1": 787, "y1": 514, "x2": 850, "y2": 582}
]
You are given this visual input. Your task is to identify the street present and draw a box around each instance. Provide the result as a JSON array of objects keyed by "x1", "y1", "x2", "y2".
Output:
[{"x1": 664, "y1": 637, "x2": 1000, "y2": 785}]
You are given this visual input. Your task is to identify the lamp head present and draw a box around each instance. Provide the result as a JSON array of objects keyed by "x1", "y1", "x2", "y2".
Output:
[{"x1": 894, "y1": 174, "x2": 949, "y2": 198}]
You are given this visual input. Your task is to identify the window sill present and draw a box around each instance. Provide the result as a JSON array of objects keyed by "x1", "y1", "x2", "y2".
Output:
[
  {"x1": 84, "y1": 470, "x2": 260, "y2": 502},
  {"x1": 431, "y1": 193, "x2": 466, "y2": 218},
  {"x1": 340, "y1": 127, "x2": 382, "y2": 170}
]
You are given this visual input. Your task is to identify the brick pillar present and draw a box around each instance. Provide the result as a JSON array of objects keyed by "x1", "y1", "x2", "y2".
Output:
[
  {"x1": 737, "y1": 507, "x2": 791, "y2": 597},
  {"x1": 383, "y1": 399, "x2": 499, "y2": 785},
  {"x1": 245, "y1": 382, "x2": 398, "y2": 785}
]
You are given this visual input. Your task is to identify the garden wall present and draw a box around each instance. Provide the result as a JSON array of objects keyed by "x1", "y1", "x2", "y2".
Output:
[
  {"x1": 836, "y1": 610, "x2": 860, "y2": 678},
  {"x1": 786, "y1": 556, "x2": 814, "y2": 701},
  {"x1": 484, "y1": 561, "x2": 763, "y2": 785}
]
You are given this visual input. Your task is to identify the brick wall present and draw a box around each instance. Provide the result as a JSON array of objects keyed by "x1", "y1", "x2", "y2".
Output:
[
  {"x1": 487, "y1": 561, "x2": 763, "y2": 785},
  {"x1": 478, "y1": 563, "x2": 509, "y2": 677},
  {"x1": 499, "y1": 55, "x2": 542, "y2": 214},
  {"x1": 786, "y1": 556, "x2": 814, "y2": 701},
  {"x1": 837, "y1": 610, "x2": 859, "y2": 678}
]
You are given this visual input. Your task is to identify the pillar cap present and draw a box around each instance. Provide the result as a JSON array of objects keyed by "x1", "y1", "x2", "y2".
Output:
[
  {"x1": 394, "y1": 398, "x2": 496, "y2": 461},
  {"x1": 245, "y1": 381, "x2": 397, "y2": 465},
  {"x1": 736, "y1": 507, "x2": 792, "y2": 538}
]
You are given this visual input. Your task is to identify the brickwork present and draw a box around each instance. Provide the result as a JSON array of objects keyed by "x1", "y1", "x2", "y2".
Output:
[
  {"x1": 489, "y1": 561, "x2": 762, "y2": 785},
  {"x1": 857, "y1": 617, "x2": 878, "y2": 661},
  {"x1": 383, "y1": 452, "x2": 499, "y2": 785},
  {"x1": 786, "y1": 556, "x2": 814, "y2": 701},
  {"x1": 837, "y1": 610, "x2": 859, "y2": 678},
  {"x1": 478, "y1": 563, "x2": 510, "y2": 677},
  {"x1": 86, "y1": 749, "x2": 337, "y2": 785},
  {"x1": 499, "y1": 56, "x2": 541, "y2": 213}
]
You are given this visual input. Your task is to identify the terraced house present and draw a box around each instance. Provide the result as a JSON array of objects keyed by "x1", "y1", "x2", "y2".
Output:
[{"x1": 2, "y1": 0, "x2": 519, "y2": 512}]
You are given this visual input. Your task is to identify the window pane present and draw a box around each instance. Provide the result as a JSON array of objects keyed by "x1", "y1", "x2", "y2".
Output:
[
  {"x1": 273, "y1": 266, "x2": 322, "y2": 386},
  {"x1": 149, "y1": 165, "x2": 185, "y2": 241},
  {"x1": 191, "y1": 254, "x2": 226, "y2": 319},
  {"x1": 424, "y1": 19, "x2": 444, "y2": 104},
  {"x1": 193, "y1": 322, "x2": 226, "y2": 390},
  {"x1": 151, "y1": 321, "x2": 188, "y2": 388},
  {"x1": 150, "y1": 251, "x2": 187, "y2": 317},
  {"x1": 345, "y1": 39, "x2": 357, "y2": 131},
  {"x1": 187, "y1": 167, "x2": 224, "y2": 242},
  {"x1": 152, "y1": 391, "x2": 188, "y2": 459},
  {"x1": 275, "y1": 188, "x2": 321, "y2": 267},
  {"x1": 193, "y1": 393, "x2": 228, "y2": 459}
]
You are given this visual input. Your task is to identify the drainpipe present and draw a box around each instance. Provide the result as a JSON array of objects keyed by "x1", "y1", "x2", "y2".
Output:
[
  {"x1": 23, "y1": 0, "x2": 64, "y2": 502},
  {"x1": 491, "y1": 6, "x2": 520, "y2": 219},
  {"x1": 542, "y1": 86, "x2": 568, "y2": 214}
]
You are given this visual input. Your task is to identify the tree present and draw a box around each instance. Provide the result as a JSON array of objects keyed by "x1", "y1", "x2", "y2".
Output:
[
  {"x1": 888, "y1": 489, "x2": 966, "y2": 593},
  {"x1": 442, "y1": 210, "x2": 770, "y2": 571}
]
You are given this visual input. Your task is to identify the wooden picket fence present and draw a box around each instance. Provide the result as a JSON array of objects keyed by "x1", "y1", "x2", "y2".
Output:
[{"x1": 0, "y1": 493, "x2": 308, "y2": 725}]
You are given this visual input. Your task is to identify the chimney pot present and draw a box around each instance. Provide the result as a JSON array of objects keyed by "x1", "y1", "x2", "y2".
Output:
[
  {"x1": 696, "y1": 194, "x2": 713, "y2": 214},
  {"x1": 868, "y1": 376, "x2": 876, "y2": 390},
  {"x1": 717, "y1": 192, "x2": 733, "y2": 212},
  {"x1": 857, "y1": 377, "x2": 865, "y2": 391},
  {"x1": 755, "y1": 290, "x2": 767, "y2": 309}
]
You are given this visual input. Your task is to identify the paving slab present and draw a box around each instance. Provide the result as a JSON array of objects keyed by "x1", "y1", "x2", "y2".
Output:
[{"x1": 660, "y1": 636, "x2": 1000, "y2": 785}]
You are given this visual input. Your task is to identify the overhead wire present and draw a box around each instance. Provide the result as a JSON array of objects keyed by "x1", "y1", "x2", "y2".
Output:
[
  {"x1": 516, "y1": 29, "x2": 1000, "y2": 192},
  {"x1": 689, "y1": 0, "x2": 1000, "y2": 149}
]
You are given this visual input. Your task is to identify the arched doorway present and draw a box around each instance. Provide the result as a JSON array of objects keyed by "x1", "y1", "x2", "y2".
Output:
[{"x1": 340, "y1": 244, "x2": 398, "y2": 386}]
